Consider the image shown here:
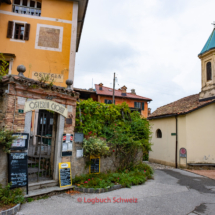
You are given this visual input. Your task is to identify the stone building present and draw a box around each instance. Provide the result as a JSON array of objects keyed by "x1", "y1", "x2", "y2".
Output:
[{"x1": 148, "y1": 24, "x2": 215, "y2": 168}]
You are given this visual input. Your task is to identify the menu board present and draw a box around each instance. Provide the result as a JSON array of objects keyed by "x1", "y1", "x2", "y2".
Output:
[
  {"x1": 11, "y1": 133, "x2": 29, "y2": 150},
  {"x1": 90, "y1": 156, "x2": 100, "y2": 174},
  {"x1": 8, "y1": 153, "x2": 28, "y2": 193},
  {"x1": 59, "y1": 162, "x2": 72, "y2": 188}
]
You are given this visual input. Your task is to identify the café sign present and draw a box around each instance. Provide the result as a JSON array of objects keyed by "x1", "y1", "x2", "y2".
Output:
[{"x1": 24, "y1": 99, "x2": 68, "y2": 118}]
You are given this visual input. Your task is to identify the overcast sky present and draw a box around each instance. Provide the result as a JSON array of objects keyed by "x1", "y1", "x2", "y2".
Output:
[{"x1": 74, "y1": 0, "x2": 215, "y2": 112}]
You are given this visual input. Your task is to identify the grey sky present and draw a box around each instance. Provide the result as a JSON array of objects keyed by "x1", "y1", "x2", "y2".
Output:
[{"x1": 74, "y1": 0, "x2": 215, "y2": 112}]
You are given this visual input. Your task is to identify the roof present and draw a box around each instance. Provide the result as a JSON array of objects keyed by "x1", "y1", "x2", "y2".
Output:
[
  {"x1": 74, "y1": 87, "x2": 96, "y2": 93},
  {"x1": 148, "y1": 94, "x2": 215, "y2": 119},
  {"x1": 95, "y1": 84, "x2": 152, "y2": 101},
  {"x1": 199, "y1": 27, "x2": 215, "y2": 56},
  {"x1": 72, "y1": 0, "x2": 89, "y2": 52}
]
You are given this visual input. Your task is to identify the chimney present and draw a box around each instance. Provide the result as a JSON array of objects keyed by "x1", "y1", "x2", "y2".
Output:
[
  {"x1": 121, "y1": 85, "x2": 127, "y2": 96},
  {"x1": 131, "y1": 89, "x2": 136, "y2": 95},
  {"x1": 99, "y1": 83, "x2": 103, "y2": 90}
]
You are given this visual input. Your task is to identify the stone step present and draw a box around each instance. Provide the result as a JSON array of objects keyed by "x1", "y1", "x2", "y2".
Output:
[
  {"x1": 25, "y1": 185, "x2": 74, "y2": 198},
  {"x1": 28, "y1": 180, "x2": 58, "y2": 191}
]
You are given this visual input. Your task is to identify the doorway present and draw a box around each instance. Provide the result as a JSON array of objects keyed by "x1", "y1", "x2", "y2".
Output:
[{"x1": 28, "y1": 110, "x2": 57, "y2": 183}]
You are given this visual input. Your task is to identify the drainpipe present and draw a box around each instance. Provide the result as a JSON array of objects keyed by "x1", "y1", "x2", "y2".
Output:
[{"x1": 175, "y1": 116, "x2": 178, "y2": 168}]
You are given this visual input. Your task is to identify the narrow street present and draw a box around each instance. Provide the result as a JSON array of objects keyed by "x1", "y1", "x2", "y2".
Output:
[{"x1": 18, "y1": 167, "x2": 215, "y2": 215}]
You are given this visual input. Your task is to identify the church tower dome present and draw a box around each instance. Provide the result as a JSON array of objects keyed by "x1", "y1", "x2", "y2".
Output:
[{"x1": 199, "y1": 24, "x2": 215, "y2": 101}]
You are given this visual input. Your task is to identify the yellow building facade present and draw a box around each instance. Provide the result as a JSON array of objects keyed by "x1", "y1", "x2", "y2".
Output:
[{"x1": 0, "y1": 0, "x2": 88, "y2": 87}]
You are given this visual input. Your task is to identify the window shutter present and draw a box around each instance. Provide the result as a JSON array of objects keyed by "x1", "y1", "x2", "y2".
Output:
[
  {"x1": 134, "y1": 102, "x2": 137, "y2": 108},
  {"x1": 24, "y1": 23, "x2": 30, "y2": 40},
  {"x1": 142, "y1": 102, "x2": 144, "y2": 110},
  {"x1": 105, "y1": 99, "x2": 107, "y2": 104},
  {"x1": 7, "y1": 21, "x2": 14, "y2": 39}
]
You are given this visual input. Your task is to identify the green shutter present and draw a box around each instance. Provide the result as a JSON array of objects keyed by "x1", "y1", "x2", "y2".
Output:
[{"x1": 142, "y1": 102, "x2": 144, "y2": 110}]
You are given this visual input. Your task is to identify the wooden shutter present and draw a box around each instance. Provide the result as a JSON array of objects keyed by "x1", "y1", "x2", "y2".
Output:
[
  {"x1": 7, "y1": 21, "x2": 14, "y2": 39},
  {"x1": 134, "y1": 102, "x2": 137, "y2": 108},
  {"x1": 105, "y1": 99, "x2": 107, "y2": 104},
  {"x1": 142, "y1": 102, "x2": 144, "y2": 110},
  {"x1": 24, "y1": 23, "x2": 30, "y2": 41}
]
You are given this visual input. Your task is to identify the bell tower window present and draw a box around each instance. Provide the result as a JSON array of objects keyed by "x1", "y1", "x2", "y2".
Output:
[{"x1": 207, "y1": 62, "x2": 212, "y2": 81}]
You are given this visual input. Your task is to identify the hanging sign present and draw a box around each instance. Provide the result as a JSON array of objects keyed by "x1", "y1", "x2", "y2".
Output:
[
  {"x1": 59, "y1": 162, "x2": 72, "y2": 188},
  {"x1": 62, "y1": 134, "x2": 73, "y2": 157},
  {"x1": 24, "y1": 99, "x2": 68, "y2": 118},
  {"x1": 8, "y1": 153, "x2": 28, "y2": 194}
]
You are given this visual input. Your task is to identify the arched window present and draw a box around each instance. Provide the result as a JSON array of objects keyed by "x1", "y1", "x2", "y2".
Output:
[
  {"x1": 156, "y1": 129, "x2": 162, "y2": 138},
  {"x1": 207, "y1": 62, "x2": 212, "y2": 81}
]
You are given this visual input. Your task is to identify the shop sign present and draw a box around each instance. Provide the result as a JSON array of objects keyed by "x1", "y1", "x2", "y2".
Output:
[
  {"x1": 24, "y1": 99, "x2": 68, "y2": 118},
  {"x1": 32, "y1": 71, "x2": 64, "y2": 83}
]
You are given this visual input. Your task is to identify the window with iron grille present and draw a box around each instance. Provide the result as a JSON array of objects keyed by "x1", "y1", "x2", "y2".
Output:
[
  {"x1": 12, "y1": 0, "x2": 41, "y2": 16},
  {"x1": 207, "y1": 62, "x2": 212, "y2": 81}
]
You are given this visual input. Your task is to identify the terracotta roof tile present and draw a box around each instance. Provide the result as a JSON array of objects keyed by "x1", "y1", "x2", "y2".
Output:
[
  {"x1": 148, "y1": 94, "x2": 215, "y2": 119},
  {"x1": 95, "y1": 84, "x2": 152, "y2": 101}
]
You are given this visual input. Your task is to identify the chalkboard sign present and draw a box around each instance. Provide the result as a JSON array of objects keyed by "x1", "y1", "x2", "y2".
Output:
[
  {"x1": 8, "y1": 153, "x2": 28, "y2": 194},
  {"x1": 89, "y1": 156, "x2": 100, "y2": 174},
  {"x1": 59, "y1": 162, "x2": 72, "y2": 188}
]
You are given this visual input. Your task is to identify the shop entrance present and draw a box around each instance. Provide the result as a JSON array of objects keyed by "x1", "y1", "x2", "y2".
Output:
[{"x1": 28, "y1": 110, "x2": 57, "y2": 183}]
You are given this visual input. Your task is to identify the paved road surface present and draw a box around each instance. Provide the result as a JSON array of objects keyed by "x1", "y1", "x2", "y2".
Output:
[{"x1": 18, "y1": 169, "x2": 215, "y2": 215}]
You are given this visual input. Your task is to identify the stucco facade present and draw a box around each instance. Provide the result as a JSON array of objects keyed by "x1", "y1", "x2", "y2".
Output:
[
  {"x1": 0, "y1": 0, "x2": 87, "y2": 87},
  {"x1": 149, "y1": 103, "x2": 215, "y2": 167}
]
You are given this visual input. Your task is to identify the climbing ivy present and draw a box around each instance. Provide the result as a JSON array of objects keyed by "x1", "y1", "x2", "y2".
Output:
[{"x1": 75, "y1": 99, "x2": 152, "y2": 170}]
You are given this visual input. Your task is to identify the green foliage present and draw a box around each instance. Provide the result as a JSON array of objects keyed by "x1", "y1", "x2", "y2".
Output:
[
  {"x1": 76, "y1": 99, "x2": 152, "y2": 169},
  {"x1": 0, "y1": 183, "x2": 25, "y2": 206},
  {"x1": 37, "y1": 73, "x2": 54, "y2": 87},
  {"x1": 83, "y1": 137, "x2": 110, "y2": 157},
  {"x1": 73, "y1": 163, "x2": 153, "y2": 189},
  {"x1": 0, "y1": 53, "x2": 9, "y2": 80},
  {"x1": 0, "y1": 128, "x2": 17, "y2": 153}
]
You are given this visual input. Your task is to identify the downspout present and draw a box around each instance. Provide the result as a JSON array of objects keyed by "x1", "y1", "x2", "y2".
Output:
[{"x1": 175, "y1": 116, "x2": 178, "y2": 168}]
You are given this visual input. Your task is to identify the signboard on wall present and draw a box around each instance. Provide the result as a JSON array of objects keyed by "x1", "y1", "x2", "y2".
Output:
[
  {"x1": 179, "y1": 148, "x2": 187, "y2": 158},
  {"x1": 24, "y1": 99, "x2": 68, "y2": 118},
  {"x1": 32, "y1": 71, "x2": 64, "y2": 83},
  {"x1": 62, "y1": 134, "x2": 73, "y2": 157},
  {"x1": 8, "y1": 153, "x2": 28, "y2": 193},
  {"x1": 11, "y1": 133, "x2": 29, "y2": 150},
  {"x1": 59, "y1": 162, "x2": 72, "y2": 188}
]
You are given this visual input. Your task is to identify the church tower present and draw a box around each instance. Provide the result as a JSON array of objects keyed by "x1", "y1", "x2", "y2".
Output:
[{"x1": 199, "y1": 24, "x2": 215, "y2": 101}]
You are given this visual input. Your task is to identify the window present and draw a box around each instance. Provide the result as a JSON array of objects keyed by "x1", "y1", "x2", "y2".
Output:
[
  {"x1": 12, "y1": 0, "x2": 42, "y2": 16},
  {"x1": 14, "y1": 23, "x2": 24, "y2": 40},
  {"x1": 7, "y1": 21, "x2": 30, "y2": 41},
  {"x1": 134, "y1": 102, "x2": 145, "y2": 110},
  {"x1": 105, "y1": 99, "x2": 112, "y2": 104},
  {"x1": 156, "y1": 129, "x2": 162, "y2": 138},
  {"x1": 207, "y1": 62, "x2": 212, "y2": 81}
]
